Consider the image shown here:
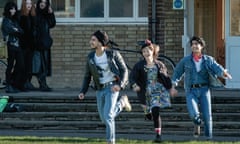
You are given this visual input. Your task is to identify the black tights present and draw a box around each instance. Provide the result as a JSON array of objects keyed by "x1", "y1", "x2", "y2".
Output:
[{"x1": 152, "y1": 107, "x2": 161, "y2": 128}]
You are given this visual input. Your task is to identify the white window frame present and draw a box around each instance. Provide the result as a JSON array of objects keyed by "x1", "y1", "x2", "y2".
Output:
[
  {"x1": 57, "y1": 0, "x2": 147, "y2": 24},
  {"x1": 2, "y1": 0, "x2": 147, "y2": 24}
]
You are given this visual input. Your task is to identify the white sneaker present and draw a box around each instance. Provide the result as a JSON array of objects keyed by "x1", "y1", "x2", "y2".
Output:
[
  {"x1": 193, "y1": 125, "x2": 200, "y2": 138},
  {"x1": 120, "y1": 95, "x2": 132, "y2": 112}
]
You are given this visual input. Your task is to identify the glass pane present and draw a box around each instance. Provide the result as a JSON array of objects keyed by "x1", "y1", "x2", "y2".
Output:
[
  {"x1": 52, "y1": 0, "x2": 75, "y2": 18},
  {"x1": 0, "y1": 0, "x2": 17, "y2": 17},
  {"x1": 109, "y1": 0, "x2": 133, "y2": 17},
  {"x1": 139, "y1": 0, "x2": 148, "y2": 17},
  {"x1": 80, "y1": 0, "x2": 104, "y2": 17},
  {"x1": 230, "y1": 0, "x2": 240, "y2": 36}
]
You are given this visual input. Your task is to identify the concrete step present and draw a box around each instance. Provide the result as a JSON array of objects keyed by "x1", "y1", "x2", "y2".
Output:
[
  {"x1": 0, "y1": 88, "x2": 239, "y2": 137},
  {"x1": 0, "y1": 119, "x2": 239, "y2": 136},
  {"x1": 1, "y1": 112, "x2": 240, "y2": 121},
  {"x1": 3, "y1": 102, "x2": 239, "y2": 113}
]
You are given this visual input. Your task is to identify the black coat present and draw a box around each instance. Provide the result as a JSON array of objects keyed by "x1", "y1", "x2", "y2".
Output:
[
  {"x1": 35, "y1": 12, "x2": 56, "y2": 50},
  {"x1": 34, "y1": 12, "x2": 56, "y2": 76},
  {"x1": 19, "y1": 15, "x2": 36, "y2": 50}
]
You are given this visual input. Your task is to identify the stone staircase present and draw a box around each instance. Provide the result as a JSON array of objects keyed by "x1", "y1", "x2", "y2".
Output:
[{"x1": 0, "y1": 89, "x2": 239, "y2": 137}]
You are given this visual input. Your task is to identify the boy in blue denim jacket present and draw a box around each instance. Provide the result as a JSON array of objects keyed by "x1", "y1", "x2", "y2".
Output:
[{"x1": 171, "y1": 36, "x2": 232, "y2": 140}]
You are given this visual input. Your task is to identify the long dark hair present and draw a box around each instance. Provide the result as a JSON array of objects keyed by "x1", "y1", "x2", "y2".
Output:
[
  {"x1": 3, "y1": 2, "x2": 18, "y2": 20},
  {"x1": 36, "y1": 0, "x2": 50, "y2": 15}
]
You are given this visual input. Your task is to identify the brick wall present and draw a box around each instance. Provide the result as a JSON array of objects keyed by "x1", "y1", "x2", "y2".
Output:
[
  {"x1": 1, "y1": 0, "x2": 185, "y2": 89},
  {"x1": 148, "y1": 0, "x2": 184, "y2": 63},
  {"x1": 48, "y1": 24, "x2": 148, "y2": 88}
]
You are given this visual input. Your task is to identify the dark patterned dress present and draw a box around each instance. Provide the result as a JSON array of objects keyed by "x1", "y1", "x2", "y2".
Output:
[{"x1": 145, "y1": 65, "x2": 171, "y2": 113}]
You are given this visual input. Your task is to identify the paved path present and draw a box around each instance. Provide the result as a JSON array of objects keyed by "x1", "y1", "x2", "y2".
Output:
[{"x1": 0, "y1": 129, "x2": 240, "y2": 142}]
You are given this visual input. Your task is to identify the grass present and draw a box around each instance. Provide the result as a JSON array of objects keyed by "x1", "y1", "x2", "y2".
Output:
[{"x1": 0, "y1": 136, "x2": 239, "y2": 144}]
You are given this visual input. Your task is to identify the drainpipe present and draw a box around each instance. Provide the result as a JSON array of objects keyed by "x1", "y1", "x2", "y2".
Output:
[{"x1": 151, "y1": 0, "x2": 156, "y2": 43}]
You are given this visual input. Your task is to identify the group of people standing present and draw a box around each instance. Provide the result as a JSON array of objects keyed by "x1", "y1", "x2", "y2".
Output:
[
  {"x1": 1, "y1": 0, "x2": 56, "y2": 93},
  {"x1": 78, "y1": 30, "x2": 232, "y2": 144}
]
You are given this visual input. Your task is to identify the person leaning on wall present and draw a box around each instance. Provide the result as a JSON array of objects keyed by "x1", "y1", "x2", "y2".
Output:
[
  {"x1": 1, "y1": 1, "x2": 25, "y2": 93},
  {"x1": 19, "y1": 0, "x2": 37, "y2": 91},
  {"x1": 33, "y1": 0, "x2": 56, "y2": 91}
]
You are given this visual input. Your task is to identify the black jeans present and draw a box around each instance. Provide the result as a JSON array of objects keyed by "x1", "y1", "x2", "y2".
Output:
[{"x1": 6, "y1": 45, "x2": 25, "y2": 89}]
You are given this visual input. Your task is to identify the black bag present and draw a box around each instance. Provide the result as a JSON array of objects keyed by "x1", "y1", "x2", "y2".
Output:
[
  {"x1": 3, "y1": 103, "x2": 24, "y2": 112},
  {"x1": 158, "y1": 72, "x2": 172, "y2": 89}
]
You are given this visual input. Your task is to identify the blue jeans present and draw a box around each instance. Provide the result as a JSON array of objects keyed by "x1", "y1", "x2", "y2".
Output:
[
  {"x1": 96, "y1": 85, "x2": 122, "y2": 143},
  {"x1": 186, "y1": 87, "x2": 212, "y2": 138}
]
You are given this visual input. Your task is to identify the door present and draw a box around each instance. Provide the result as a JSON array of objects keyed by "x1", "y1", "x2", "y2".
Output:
[
  {"x1": 183, "y1": 0, "x2": 222, "y2": 59},
  {"x1": 194, "y1": 0, "x2": 217, "y2": 57},
  {"x1": 225, "y1": 0, "x2": 240, "y2": 88}
]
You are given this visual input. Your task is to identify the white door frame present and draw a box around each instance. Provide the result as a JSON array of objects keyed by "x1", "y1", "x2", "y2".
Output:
[
  {"x1": 182, "y1": 0, "x2": 194, "y2": 56},
  {"x1": 225, "y1": 0, "x2": 240, "y2": 88}
]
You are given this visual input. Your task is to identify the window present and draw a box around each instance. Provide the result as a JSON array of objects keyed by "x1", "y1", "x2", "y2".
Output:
[
  {"x1": 55, "y1": 0, "x2": 148, "y2": 23},
  {"x1": 109, "y1": 0, "x2": 133, "y2": 17},
  {"x1": 230, "y1": 0, "x2": 240, "y2": 36},
  {"x1": 139, "y1": 0, "x2": 148, "y2": 17},
  {"x1": 80, "y1": 0, "x2": 104, "y2": 17},
  {"x1": 52, "y1": 0, "x2": 75, "y2": 18},
  {"x1": 1, "y1": 0, "x2": 148, "y2": 23}
]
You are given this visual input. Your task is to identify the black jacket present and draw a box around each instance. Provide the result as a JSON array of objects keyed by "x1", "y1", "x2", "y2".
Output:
[
  {"x1": 80, "y1": 49, "x2": 128, "y2": 94},
  {"x1": 20, "y1": 15, "x2": 36, "y2": 50},
  {"x1": 1, "y1": 17, "x2": 23, "y2": 50},
  {"x1": 129, "y1": 59, "x2": 169, "y2": 105}
]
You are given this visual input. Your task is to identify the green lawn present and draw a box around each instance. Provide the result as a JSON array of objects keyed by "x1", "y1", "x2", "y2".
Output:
[{"x1": 0, "y1": 136, "x2": 239, "y2": 144}]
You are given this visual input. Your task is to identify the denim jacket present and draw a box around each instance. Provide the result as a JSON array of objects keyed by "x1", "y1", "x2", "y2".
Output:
[
  {"x1": 80, "y1": 49, "x2": 128, "y2": 94},
  {"x1": 172, "y1": 54, "x2": 225, "y2": 90}
]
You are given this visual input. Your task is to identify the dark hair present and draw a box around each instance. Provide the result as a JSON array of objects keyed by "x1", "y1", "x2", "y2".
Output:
[
  {"x1": 190, "y1": 36, "x2": 206, "y2": 48},
  {"x1": 36, "y1": 0, "x2": 50, "y2": 15},
  {"x1": 92, "y1": 30, "x2": 109, "y2": 46},
  {"x1": 3, "y1": 2, "x2": 18, "y2": 19}
]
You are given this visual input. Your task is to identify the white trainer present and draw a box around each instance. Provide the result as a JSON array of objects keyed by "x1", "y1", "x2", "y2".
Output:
[
  {"x1": 193, "y1": 125, "x2": 200, "y2": 138},
  {"x1": 120, "y1": 95, "x2": 132, "y2": 112}
]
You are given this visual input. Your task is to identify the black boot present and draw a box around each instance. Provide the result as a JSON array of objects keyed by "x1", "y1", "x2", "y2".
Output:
[
  {"x1": 154, "y1": 134, "x2": 162, "y2": 143},
  {"x1": 40, "y1": 84, "x2": 52, "y2": 91},
  {"x1": 38, "y1": 78, "x2": 51, "y2": 92},
  {"x1": 24, "y1": 82, "x2": 36, "y2": 90},
  {"x1": 5, "y1": 85, "x2": 19, "y2": 93}
]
